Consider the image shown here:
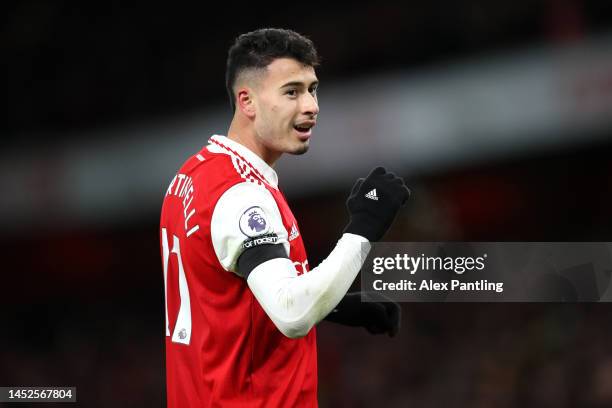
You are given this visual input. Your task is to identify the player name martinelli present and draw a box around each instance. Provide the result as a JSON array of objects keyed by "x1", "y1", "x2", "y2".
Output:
[{"x1": 373, "y1": 279, "x2": 504, "y2": 293}]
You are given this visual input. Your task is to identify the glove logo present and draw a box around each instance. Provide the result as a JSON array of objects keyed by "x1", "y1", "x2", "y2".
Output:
[
  {"x1": 239, "y1": 206, "x2": 271, "y2": 237},
  {"x1": 365, "y1": 189, "x2": 378, "y2": 201}
]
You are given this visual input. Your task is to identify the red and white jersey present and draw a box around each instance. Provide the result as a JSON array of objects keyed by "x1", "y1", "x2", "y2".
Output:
[{"x1": 159, "y1": 135, "x2": 317, "y2": 407}]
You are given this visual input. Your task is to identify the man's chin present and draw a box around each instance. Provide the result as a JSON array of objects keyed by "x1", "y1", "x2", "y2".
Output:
[{"x1": 290, "y1": 141, "x2": 310, "y2": 156}]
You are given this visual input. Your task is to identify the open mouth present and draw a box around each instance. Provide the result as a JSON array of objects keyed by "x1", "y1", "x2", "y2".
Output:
[{"x1": 293, "y1": 122, "x2": 315, "y2": 139}]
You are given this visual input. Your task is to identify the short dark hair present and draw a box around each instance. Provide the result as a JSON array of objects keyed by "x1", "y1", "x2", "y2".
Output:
[{"x1": 225, "y1": 28, "x2": 319, "y2": 111}]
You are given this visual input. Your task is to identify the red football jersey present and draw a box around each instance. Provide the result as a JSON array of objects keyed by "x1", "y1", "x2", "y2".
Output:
[{"x1": 159, "y1": 135, "x2": 318, "y2": 407}]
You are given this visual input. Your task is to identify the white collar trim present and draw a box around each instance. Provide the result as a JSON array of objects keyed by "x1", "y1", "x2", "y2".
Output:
[{"x1": 208, "y1": 135, "x2": 279, "y2": 189}]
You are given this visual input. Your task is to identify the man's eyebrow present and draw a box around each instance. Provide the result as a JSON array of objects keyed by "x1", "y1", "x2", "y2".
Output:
[{"x1": 280, "y1": 80, "x2": 319, "y2": 88}]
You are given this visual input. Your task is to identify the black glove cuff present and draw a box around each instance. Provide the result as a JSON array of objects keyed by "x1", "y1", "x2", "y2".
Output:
[
  {"x1": 325, "y1": 292, "x2": 401, "y2": 337},
  {"x1": 324, "y1": 292, "x2": 363, "y2": 326},
  {"x1": 344, "y1": 214, "x2": 381, "y2": 242}
]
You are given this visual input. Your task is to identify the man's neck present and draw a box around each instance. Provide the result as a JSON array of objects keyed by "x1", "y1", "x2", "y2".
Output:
[{"x1": 227, "y1": 119, "x2": 280, "y2": 167}]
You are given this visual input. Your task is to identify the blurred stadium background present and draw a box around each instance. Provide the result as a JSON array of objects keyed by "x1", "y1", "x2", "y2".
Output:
[{"x1": 2, "y1": 1, "x2": 612, "y2": 406}]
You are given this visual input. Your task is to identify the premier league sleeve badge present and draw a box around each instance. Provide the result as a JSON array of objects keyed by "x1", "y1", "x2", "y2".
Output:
[
  {"x1": 239, "y1": 206, "x2": 271, "y2": 237},
  {"x1": 239, "y1": 206, "x2": 279, "y2": 249}
]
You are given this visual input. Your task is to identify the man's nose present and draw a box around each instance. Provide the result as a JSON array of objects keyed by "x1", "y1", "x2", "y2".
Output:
[{"x1": 301, "y1": 93, "x2": 319, "y2": 116}]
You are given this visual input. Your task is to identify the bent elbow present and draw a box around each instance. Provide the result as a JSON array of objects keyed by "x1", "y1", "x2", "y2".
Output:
[{"x1": 277, "y1": 319, "x2": 312, "y2": 339}]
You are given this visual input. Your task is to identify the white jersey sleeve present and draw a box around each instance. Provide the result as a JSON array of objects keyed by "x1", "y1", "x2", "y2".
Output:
[
  {"x1": 247, "y1": 233, "x2": 370, "y2": 338},
  {"x1": 211, "y1": 182, "x2": 290, "y2": 274}
]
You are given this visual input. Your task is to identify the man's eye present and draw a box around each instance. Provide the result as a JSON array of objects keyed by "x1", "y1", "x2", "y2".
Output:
[
  {"x1": 309, "y1": 87, "x2": 317, "y2": 95},
  {"x1": 285, "y1": 89, "x2": 297, "y2": 96}
]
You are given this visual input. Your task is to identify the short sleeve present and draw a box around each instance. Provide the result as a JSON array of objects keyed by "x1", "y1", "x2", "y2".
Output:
[{"x1": 211, "y1": 182, "x2": 289, "y2": 274}]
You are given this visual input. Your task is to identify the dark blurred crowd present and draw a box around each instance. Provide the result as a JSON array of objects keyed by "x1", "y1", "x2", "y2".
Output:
[
  {"x1": 318, "y1": 303, "x2": 612, "y2": 408},
  {"x1": 2, "y1": 140, "x2": 612, "y2": 406},
  {"x1": 3, "y1": 1, "x2": 612, "y2": 406},
  {"x1": 4, "y1": 1, "x2": 610, "y2": 142},
  {"x1": 4, "y1": 302, "x2": 612, "y2": 407}
]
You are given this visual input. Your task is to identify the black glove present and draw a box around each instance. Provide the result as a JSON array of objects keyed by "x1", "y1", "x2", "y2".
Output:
[
  {"x1": 344, "y1": 167, "x2": 411, "y2": 242},
  {"x1": 324, "y1": 292, "x2": 401, "y2": 337}
]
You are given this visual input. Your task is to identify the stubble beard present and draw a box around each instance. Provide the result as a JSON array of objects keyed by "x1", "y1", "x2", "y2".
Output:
[{"x1": 290, "y1": 141, "x2": 309, "y2": 155}]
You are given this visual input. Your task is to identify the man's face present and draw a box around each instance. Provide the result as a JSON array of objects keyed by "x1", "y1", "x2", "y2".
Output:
[{"x1": 251, "y1": 58, "x2": 319, "y2": 161}]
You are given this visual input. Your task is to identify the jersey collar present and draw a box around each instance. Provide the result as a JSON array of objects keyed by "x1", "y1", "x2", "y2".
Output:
[{"x1": 208, "y1": 135, "x2": 279, "y2": 189}]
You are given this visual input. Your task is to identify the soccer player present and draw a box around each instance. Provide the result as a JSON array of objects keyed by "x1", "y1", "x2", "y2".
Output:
[{"x1": 159, "y1": 28, "x2": 410, "y2": 407}]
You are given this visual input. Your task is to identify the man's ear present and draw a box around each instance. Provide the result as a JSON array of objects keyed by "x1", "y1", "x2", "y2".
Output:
[{"x1": 236, "y1": 88, "x2": 256, "y2": 118}]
